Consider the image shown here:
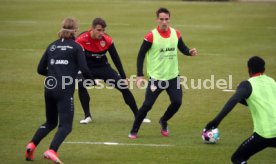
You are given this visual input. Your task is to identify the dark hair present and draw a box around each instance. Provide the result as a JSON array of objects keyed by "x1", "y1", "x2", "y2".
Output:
[
  {"x1": 58, "y1": 17, "x2": 78, "y2": 39},
  {"x1": 92, "y1": 18, "x2": 107, "y2": 28},
  {"x1": 247, "y1": 56, "x2": 265, "y2": 74},
  {"x1": 156, "y1": 7, "x2": 170, "y2": 18}
]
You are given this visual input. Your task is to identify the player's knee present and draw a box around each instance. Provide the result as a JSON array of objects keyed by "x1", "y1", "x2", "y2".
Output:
[
  {"x1": 171, "y1": 99, "x2": 182, "y2": 107},
  {"x1": 140, "y1": 103, "x2": 152, "y2": 112},
  {"x1": 45, "y1": 122, "x2": 57, "y2": 130},
  {"x1": 143, "y1": 102, "x2": 153, "y2": 109},
  {"x1": 61, "y1": 125, "x2": 73, "y2": 135},
  {"x1": 65, "y1": 127, "x2": 72, "y2": 135}
]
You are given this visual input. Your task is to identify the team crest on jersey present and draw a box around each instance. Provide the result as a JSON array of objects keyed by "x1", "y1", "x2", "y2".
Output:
[
  {"x1": 50, "y1": 45, "x2": 56, "y2": 51},
  {"x1": 100, "y1": 41, "x2": 106, "y2": 47}
]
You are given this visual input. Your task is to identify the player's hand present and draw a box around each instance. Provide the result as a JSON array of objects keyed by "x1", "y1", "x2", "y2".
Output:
[
  {"x1": 189, "y1": 48, "x2": 198, "y2": 56},
  {"x1": 205, "y1": 120, "x2": 218, "y2": 131},
  {"x1": 136, "y1": 76, "x2": 145, "y2": 88}
]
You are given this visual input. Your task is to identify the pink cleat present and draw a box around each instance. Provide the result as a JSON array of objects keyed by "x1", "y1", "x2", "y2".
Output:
[
  {"x1": 128, "y1": 133, "x2": 138, "y2": 139},
  {"x1": 161, "y1": 129, "x2": 169, "y2": 137},
  {"x1": 159, "y1": 119, "x2": 169, "y2": 137},
  {"x1": 25, "y1": 142, "x2": 36, "y2": 161},
  {"x1": 43, "y1": 149, "x2": 63, "y2": 164}
]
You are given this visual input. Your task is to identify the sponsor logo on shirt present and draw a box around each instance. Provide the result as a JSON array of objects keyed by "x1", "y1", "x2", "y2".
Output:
[
  {"x1": 87, "y1": 52, "x2": 106, "y2": 58},
  {"x1": 55, "y1": 60, "x2": 69, "y2": 65},
  {"x1": 50, "y1": 59, "x2": 69, "y2": 65},
  {"x1": 160, "y1": 47, "x2": 175, "y2": 52},
  {"x1": 57, "y1": 45, "x2": 73, "y2": 51}
]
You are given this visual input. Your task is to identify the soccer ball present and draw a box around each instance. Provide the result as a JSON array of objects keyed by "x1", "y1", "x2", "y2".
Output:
[{"x1": 202, "y1": 128, "x2": 220, "y2": 144}]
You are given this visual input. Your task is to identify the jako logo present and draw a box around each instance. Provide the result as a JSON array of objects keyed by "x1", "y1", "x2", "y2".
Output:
[{"x1": 55, "y1": 60, "x2": 69, "y2": 65}]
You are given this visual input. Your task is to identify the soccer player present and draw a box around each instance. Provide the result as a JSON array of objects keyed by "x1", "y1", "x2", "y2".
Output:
[
  {"x1": 24, "y1": 17, "x2": 94, "y2": 163},
  {"x1": 204, "y1": 56, "x2": 276, "y2": 163},
  {"x1": 128, "y1": 7, "x2": 197, "y2": 139},
  {"x1": 76, "y1": 18, "x2": 150, "y2": 124}
]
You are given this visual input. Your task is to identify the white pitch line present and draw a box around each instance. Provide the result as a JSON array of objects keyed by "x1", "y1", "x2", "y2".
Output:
[{"x1": 64, "y1": 141, "x2": 173, "y2": 147}]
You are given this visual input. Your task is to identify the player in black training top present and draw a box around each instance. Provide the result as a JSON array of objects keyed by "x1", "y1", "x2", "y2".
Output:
[
  {"x1": 24, "y1": 17, "x2": 93, "y2": 164},
  {"x1": 76, "y1": 18, "x2": 150, "y2": 124}
]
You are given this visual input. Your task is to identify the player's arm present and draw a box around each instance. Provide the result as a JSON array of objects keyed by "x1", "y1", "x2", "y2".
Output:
[
  {"x1": 76, "y1": 44, "x2": 94, "y2": 80},
  {"x1": 137, "y1": 40, "x2": 152, "y2": 76},
  {"x1": 108, "y1": 43, "x2": 126, "y2": 79},
  {"x1": 239, "y1": 99, "x2": 248, "y2": 106},
  {"x1": 178, "y1": 37, "x2": 190, "y2": 56},
  {"x1": 37, "y1": 49, "x2": 48, "y2": 76},
  {"x1": 136, "y1": 40, "x2": 152, "y2": 88},
  {"x1": 178, "y1": 37, "x2": 197, "y2": 56},
  {"x1": 204, "y1": 81, "x2": 252, "y2": 130}
]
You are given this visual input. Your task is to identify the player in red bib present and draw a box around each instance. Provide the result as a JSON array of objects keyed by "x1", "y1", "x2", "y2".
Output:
[{"x1": 76, "y1": 18, "x2": 150, "y2": 124}]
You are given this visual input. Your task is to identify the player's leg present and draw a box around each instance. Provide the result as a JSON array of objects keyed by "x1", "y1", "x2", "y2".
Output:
[
  {"x1": 269, "y1": 137, "x2": 276, "y2": 147},
  {"x1": 160, "y1": 77, "x2": 182, "y2": 135},
  {"x1": 77, "y1": 73, "x2": 92, "y2": 124},
  {"x1": 43, "y1": 94, "x2": 73, "y2": 163},
  {"x1": 49, "y1": 94, "x2": 74, "y2": 152},
  {"x1": 25, "y1": 92, "x2": 58, "y2": 161},
  {"x1": 129, "y1": 79, "x2": 163, "y2": 136},
  {"x1": 31, "y1": 92, "x2": 58, "y2": 145},
  {"x1": 102, "y1": 66, "x2": 138, "y2": 117},
  {"x1": 231, "y1": 133, "x2": 267, "y2": 164}
]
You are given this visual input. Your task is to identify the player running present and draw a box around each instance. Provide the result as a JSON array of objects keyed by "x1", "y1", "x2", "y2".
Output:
[
  {"x1": 24, "y1": 17, "x2": 93, "y2": 163},
  {"x1": 128, "y1": 7, "x2": 197, "y2": 139}
]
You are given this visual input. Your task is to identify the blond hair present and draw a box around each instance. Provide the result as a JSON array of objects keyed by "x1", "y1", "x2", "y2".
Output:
[{"x1": 58, "y1": 17, "x2": 78, "y2": 39}]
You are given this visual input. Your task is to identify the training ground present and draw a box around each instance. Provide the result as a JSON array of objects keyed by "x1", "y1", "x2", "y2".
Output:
[{"x1": 0, "y1": 0, "x2": 275, "y2": 163}]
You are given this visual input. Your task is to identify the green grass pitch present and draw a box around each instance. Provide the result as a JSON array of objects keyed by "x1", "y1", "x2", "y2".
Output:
[{"x1": 0, "y1": 0, "x2": 275, "y2": 163}]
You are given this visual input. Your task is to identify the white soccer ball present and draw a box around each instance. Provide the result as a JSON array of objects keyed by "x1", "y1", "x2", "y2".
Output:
[{"x1": 202, "y1": 128, "x2": 220, "y2": 144}]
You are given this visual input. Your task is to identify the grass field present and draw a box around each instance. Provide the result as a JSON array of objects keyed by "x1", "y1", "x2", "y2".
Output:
[{"x1": 0, "y1": 0, "x2": 276, "y2": 163}]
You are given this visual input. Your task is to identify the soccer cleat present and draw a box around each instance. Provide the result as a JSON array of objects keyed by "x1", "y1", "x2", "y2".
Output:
[
  {"x1": 159, "y1": 119, "x2": 169, "y2": 137},
  {"x1": 25, "y1": 142, "x2": 36, "y2": 161},
  {"x1": 128, "y1": 133, "x2": 138, "y2": 139},
  {"x1": 43, "y1": 149, "x2": 63, "y2": 164},
  {"x1": 142, "y1": 118, "x2": 151, "y2": 123},
  {"x1": 161, "y1": 129, "x2": 169, "y2": 137},
  {"x1": 80, "y1": 116, "x2": 92, "y2": 124}
]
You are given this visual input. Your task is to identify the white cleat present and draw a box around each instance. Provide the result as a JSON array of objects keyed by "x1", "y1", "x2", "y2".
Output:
[
  {"x1": 143, "y1": 118, "x2": 151, "y2": 123},
  {"x1": 80, "y1": 117, "x2": 92, "y2": 124}
]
